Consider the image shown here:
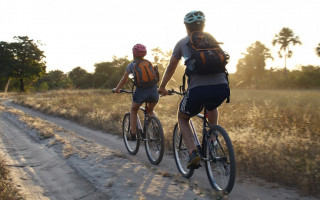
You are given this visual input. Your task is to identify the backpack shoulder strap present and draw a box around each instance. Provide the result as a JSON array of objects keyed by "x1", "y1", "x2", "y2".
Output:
[
  {"x1": 182, "y1": 72, "x2": 186, "y2": 93},
  {"x1": 225, "y1": 72, "x2": 230, "y2": 103},
  {"x1": 144, "y1": 59, "x2": 153, "y2": 66}
]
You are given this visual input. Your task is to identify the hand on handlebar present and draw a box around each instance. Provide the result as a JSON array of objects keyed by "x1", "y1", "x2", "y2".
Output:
[
  {"x1": 112, "y1": 88, "x2": 120, "y2": 93},
  {"x1": 167, "y1": 89, "x2": 184, "y2": 96},
  {"x1": 157, "y1": 87, "x2": 168, "y2": 96}
]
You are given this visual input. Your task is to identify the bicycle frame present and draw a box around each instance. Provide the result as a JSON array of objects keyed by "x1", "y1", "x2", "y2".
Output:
[
  {"x1": 116, "y1": 89, "x2": 151, "y2": 141},
  {"x1": 137, "y1": 104, "x2": 150, "y2": 141},
  {"x1": 189, "y1": 111, "x2": 214, "y2": 160},
  {"x1": 117, "y1": 88, "x2": 165, "y2": 165},
  {"x1": 169, "y1": 89, "x2": 217, "y2": 160},
  {"x1": 189, "y1": 115, "x2": 202, "y2": 153},
  {"x1": 169, "y1": 89, "x2": 236, "y2": 193}
]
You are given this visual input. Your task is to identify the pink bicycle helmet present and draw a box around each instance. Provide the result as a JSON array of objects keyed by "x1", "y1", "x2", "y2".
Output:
[{"x1": 132, "y1": 43, "x2": 147, "y2": 57}]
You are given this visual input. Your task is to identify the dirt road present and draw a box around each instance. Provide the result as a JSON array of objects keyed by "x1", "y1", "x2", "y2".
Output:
[{"x1": 0, "y1": 99, "x2": 317, "y2": 200}]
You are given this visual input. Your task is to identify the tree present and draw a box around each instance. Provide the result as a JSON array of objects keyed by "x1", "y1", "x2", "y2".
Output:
[
  {"x1": 37, "y1": 70, "x2": 71, "y2": 90},
  {"x1": 151, "y1": 47, "x2": 166, "y2": 80},
  {"x1": 0, "y1": 36, "x2": 46, "y2": 92},
  {"x1": 316, "y1": 43, "x2": 320, "y2": 57},
  {"x1": 93, "y1": 56, "x2": 130, "y2": 88},
  {"x1": 0, "y1": 41, "x2": 19, "y2": 92},
  {"x1": 272, "y1": 27, "x2": 302, "y2": 74},
  {"x1": 151, "y1": 47, "x2": 185, "y2": 88},
  {"x1": 236, "y1": 41, "x2": 273, "y2": 87},
  {"x1": 68, "y1": 67, "x2": 93, "y2": 88}
]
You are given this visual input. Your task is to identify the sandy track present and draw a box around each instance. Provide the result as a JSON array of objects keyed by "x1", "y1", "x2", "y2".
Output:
[
  {"x1": 0, "y1": 113, "x2": 108, "y2": 200},
  {"x1": 0, "y1": 99, "x2": 318, "y2": 200}
]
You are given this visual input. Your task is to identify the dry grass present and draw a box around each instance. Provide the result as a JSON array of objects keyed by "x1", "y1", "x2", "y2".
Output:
[
  {"x1": 1, "y1": 103, "x2": 77, "y2": 159},
  {"x1": 0, "y1": 154, "x2": 24, "y2": 200},
  {"x1": 220, "y1": 90, "x2": 320, "y2": 196},
  {"x1": 13, "y1": 90, "x2": 125, "y2": 134},
  {"x1": 4, "y1": 107, "x2": 58, "y2": 140},
  {"x1": 12, "y1": 89, "x2": 320, "y2": 197}
]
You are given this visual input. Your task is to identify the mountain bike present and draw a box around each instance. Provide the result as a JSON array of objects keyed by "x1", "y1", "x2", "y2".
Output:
[
  {"x1": 116, "y1": 89, "x2": 164, "y2": 165},
  {"x1": 168, "y1": 89, "x2": 236, "y2": 194}
]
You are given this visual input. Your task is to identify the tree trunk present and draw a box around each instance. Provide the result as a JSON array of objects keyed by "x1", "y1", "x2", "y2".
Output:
[
  {"x1": 282, "y1": 47, "x2": 288, "y2": 78},
  {"x1": 4, "y1": 78, "x2": 11, "y2": 93},
  {"x1": 20, "y1": 78, "x2": 25, "y2": 92},
  {"x1": 284, "y1": 53, "x2": 287, "y2": 76}
]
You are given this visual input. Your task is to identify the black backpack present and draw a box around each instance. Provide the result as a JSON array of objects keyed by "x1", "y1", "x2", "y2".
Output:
[
  {"x1": 182, "y1": 31, "x2": 230, "y2": 103},
  {"x1": 185, "y1": 31, "x2": 229, "y2": 76}
]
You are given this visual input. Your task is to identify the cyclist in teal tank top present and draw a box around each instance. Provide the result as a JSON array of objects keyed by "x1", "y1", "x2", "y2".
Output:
[{"x1": 158, "y1": 11, "x2": 230, "y2": 169}]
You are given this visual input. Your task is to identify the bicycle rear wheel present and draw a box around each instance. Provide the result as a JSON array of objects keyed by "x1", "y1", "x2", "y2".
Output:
[
  {"x1": 204, "y1": 125, "x2": 236, "y2": 194},
  {"x1": 145, "y1": 116, "x2": 164, "y2": 165},
  {"x1": 122, "y1": 113, "x2": 140, "y2": 155},
  {"x1": 172, "y1": 123, "x2": 194, "y2": 178}
]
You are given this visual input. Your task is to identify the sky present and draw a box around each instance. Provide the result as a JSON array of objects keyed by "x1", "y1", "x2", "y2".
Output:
[{"x1": 1, "y1": 0, "x2": 319, "y2": 74}]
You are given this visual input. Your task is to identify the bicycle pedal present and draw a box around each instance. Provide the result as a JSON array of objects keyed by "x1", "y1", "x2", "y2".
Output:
[
  {"x1": 190, "y1": 163, "x2": 202, "y2": 169},
  {"x1": 140, "y1": 130, "x2": 145, "y2": 138},
  {"x1": 194, "y1": 163, "x2": 202, "y2": 169}
]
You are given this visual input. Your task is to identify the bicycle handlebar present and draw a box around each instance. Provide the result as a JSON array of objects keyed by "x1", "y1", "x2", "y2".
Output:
[
  {"x1": 167, "y1": 89, "x2": 184, "y2": 96},
  {"x1": 112, "y1": 89, "x2": 133, "y2": 94},
  {"x1": 113, "y1": 88, "x2": 183, "y2": 96}
]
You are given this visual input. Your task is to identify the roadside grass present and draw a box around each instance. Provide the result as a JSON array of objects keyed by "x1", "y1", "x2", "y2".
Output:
[
  {"x1": 0, "y1": 154, "x2": 24, "y2": 200},
  {"x1": 0, "y1": 104, "x2": 24, "y2": 199},
  {"x1": 11, "y1": 89, "x2": 320, "y2": 197}
]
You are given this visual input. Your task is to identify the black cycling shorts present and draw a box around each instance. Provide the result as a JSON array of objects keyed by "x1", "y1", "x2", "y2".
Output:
[{"x1": 179, "y1": 84, "x2": 230, "y2": 117}]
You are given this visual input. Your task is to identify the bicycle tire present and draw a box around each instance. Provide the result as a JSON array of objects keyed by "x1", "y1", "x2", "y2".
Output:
[
  {"x1": 204, "y1": 125, "x2": 236, "y2": 194},
  {"x1": 172, "y1": 123, "x2": 194, "y2": 178},
  {"x1": 145, "y1": 116, "x2": 164, "y2": 165},
  {"x1": 122, "y1": 112, "x2": 140, "y2": 155}
]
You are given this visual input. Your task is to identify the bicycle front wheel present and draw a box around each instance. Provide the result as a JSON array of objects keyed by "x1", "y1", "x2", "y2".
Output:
[
  {"x1": 145, "y1": 116, "x2": 164, "y2": 165},
  {"x1": 204, "y1": 125, "x2": 236, "y2": 194},
  {"x1": 122, "y1": 113, "x2": 140, "y2": 155},
  {"x1": 172, "y1": 123, "x2": 194, "y2": 178}
]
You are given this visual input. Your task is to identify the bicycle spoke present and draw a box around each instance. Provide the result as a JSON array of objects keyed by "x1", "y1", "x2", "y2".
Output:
[
  {"x1": 122, "y1": 113, "x2": 140, "y2": 155},
  {"x1": 145, "y1": 116, "x2": 164, "y2": 165},
  {"x1": 204, "y1": 125, "x2": 235, "y2": 194},
  {"x1": 172, "y1": 123, "x2": 194, "y2": 178}
]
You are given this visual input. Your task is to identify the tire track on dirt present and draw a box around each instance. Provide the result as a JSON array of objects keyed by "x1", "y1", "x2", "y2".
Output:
[
  {"x1": 0, "y1": 100, "x2": 221, "y2": 200},
  {"x1": 0, "y1": 114, "x2": 108, "y2": 200},
  {"x1": 2, "y1": 99, "x2": 318, "y2": 200}
]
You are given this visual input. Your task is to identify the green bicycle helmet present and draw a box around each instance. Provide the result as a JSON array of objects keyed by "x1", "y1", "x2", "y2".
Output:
[{"x1": 184, "y1": 11, "x2": 205, "y2": 24}]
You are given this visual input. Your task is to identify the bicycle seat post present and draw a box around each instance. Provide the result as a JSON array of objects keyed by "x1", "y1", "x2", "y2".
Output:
[{"x1": 143, "y1": 102, "x2": 148, "y2": 116}]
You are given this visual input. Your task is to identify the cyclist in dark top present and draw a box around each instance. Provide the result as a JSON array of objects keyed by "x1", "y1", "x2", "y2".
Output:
[
  {"x1": 113, "y1": 44, "x2": 159, "y2": 141},
  {"x1": 158, "y1": 11, "x2": 230, "y2": 169}
]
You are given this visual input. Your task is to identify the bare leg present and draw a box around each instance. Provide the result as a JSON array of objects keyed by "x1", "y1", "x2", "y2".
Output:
[
  {"x1": 146, "y1": 102, "x2": 157, "y2": 117},
  {"x1": 207, "y1": 108, "x2": 218, "y2": 126},
  {"x1": 178, "y1": 111, "x2": 196, "y2": 154},
  {"x1": 130, "y1": 102, "x2": 142, "y2": 134}
]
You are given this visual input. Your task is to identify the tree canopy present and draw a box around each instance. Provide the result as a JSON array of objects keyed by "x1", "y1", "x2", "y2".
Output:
[
  {"x1": 0, "y1": 36, "x2": 46, "y2": 91},
  {"x1": 1, "y1": 30, "x2": 320, "y2": 92},
  {"x1": 236, "y1": 41, "x2": 273, "y2": 86},
  {"x1": 272, "y1": 27, "x2": 302, "y2": 73},
  {"x1": 316, "y1": 43, "x2": 320, "y2": 57}
]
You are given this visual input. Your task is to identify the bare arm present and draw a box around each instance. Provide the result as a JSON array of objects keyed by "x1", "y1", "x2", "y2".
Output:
[
  {"x1": 113, "y1": 71, "x2": 129, "y2": 93},
  {"x1": 158, "y1": 56, "x2": 179, "y2": 96}
]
